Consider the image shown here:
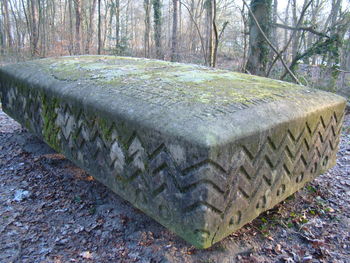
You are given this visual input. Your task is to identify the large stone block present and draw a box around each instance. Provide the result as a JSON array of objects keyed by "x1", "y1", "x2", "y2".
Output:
[{"x1": 0, "y1": 56, "x2": 346, "y2": 248}]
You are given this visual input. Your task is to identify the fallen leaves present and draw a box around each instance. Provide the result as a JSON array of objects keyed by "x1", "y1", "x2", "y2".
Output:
[{"x1": 0, "y1": 108, "x2": 350, "y2": 262}]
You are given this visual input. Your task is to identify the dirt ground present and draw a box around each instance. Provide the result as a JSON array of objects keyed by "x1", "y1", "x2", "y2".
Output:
[{"x1": 0, "y1": 107, "x2": 349, "y2": 263}]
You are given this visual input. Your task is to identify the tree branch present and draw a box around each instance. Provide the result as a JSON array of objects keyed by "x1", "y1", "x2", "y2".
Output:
[
  {"x1": 274, "y1": 23, "x2": 329, "y2": 38},
  {"x1": 242, "y1": 0, "x2": 301, "y2": 84},
  {"x1": 266, "y1": 0, "x2": 313, "y2": 77},
  {"x1": 179, "y1": 0, "x2": 208, "y2": 65}
]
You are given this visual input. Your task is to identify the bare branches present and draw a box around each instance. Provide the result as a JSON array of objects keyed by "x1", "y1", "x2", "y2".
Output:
[
  {"x1": 242, "y1": 0, "x2": 301, "y2": 84},
  {"x1": 274, "y1": 23, "x2": 329, "y2": 38},
  {"x1": 179, "y1": 0, "x2": 208, "y2": 65},
  {"x1": 266, "y1": 0, "x2": 313, "y2": 77}
]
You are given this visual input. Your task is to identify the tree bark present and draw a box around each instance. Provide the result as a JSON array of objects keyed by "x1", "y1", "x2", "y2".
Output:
[
  {"x1": 245, "y1": 0, "x2": 272, "y2": 76},
  {"x1": 30, "y1": 0, "x2": 39, "y2": 57},
  {"x1": 211, "y1": 0, "x2": 218, "y2": 67},
  {"x1": 171, "y1": 0, "x2": 178, "y2": 61},
  {"x1": 115, "y1": 0, "x2": 120, "y2": 52},
  {"x1": 205, "y1": 0, "x2": 213, "y2": 66},
  {"x1": 2, "y1": 0, "x2": 13, "y2": 49},
  {"x1": 85, "y1": 0, "x2": 97, "y2": 54},
  {"x1": 144, "y1": 0, "x2": 151, "y2": 58},
  {"x1": 68, "y1": 0, "x2": 74, "y2": 55},
  {"x1": 153, "y1": 0, "x2": 163, "y2": 59},
  {"x1": 97, "y1": 0, "x2": 101, "y2": 54},
  {"x1": 73, "y1": 0, "x2": 81, "y2": 55}
]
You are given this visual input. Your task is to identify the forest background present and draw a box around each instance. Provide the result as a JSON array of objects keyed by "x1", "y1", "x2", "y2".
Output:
[{"x1": 0, "y1": 0, "x2": 350, "y2": 100}]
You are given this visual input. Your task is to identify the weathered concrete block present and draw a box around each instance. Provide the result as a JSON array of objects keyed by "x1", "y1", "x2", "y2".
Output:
[{"x1": 0, "y1": 56, "x2": 346, "y2": 248}]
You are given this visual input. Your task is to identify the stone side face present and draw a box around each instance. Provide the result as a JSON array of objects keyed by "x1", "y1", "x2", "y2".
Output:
[{"x1": 0, "y1": 67, "x2": 346, "y2": 249}]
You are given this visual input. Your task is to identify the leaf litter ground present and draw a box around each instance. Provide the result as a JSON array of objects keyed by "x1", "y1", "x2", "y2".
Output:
[{"x1": 0, "y1": 107, "x2": 349, "y2": 263}]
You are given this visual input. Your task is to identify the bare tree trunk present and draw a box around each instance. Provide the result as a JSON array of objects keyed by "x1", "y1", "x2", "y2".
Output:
[
  {"x1": 171, "y1": 0, "x2": 178, "y2": 61},
  {"x1": 115, "y1": 0, "x2": 120, "y2": 52},
  {"x1": 8, "y1": 0, "x2": 21, "y2": 55},
  {"x1": 211, "y1": 0, "x2": 218, "y2": 67},
  {"x1": 85, "y1": 0, "x2": 97, "y2": 54},
  {"x1": 30, "y1": 0, "x2": 39, "y2": 57},
  {"x1": 291, "y1": 0, "x2": 298, "y2": 59},
  {"x1": 125, "y1": 0, "x2": 130, "y2": 50},
  {"x1": 143, "y1": 0, "x2": 151, "y2": 58},
  {"x1": 153, "y1": 0, "x2": 163, "y2": 59},
  {"x1": 73, "y1": 0, "x2": 81, "y2": 55},
  {"x1": 97, "y1": 0, "x2": 101, "y2": 54},
  {"x1": 245, "y1": 0, "x2": 272, "y2": 76},
  {"x1": 189, "y1": 0, "x2": 196, "y2": 53},
  {"x1": 290, "y1": 0, "x2": 308, "y2": 61},
  {"x1": 340, "y1": 29, "x2": 350, "y2": 90},
  {"x1": 102, "y1": 1, "x2": 110, "y2": 49},
  {"x1": 178, "y1": 0, "x2": 182, "y2": 51},
  {"x1": 2, "y1": 0, "x2": 13, "y2": 50},
  {"x1": 38, "y1": 0, "x2": 45, "y2": 57},
  {"x1": 271, "y1": 0, "x2": 278, "y2": 51},
  {"x1": 240, "y1": 2, "x2": 249, "y2": 70},
  {"x1": 168, "y1": 0, "x2": 171, "y2": 49},
  {"x1": 68, "y1": 0, "x2": 74, "y2": 55},
  {"x1": 283, "y1": 0, "x2": 290, "y2": 62},
  {"x1": 326, "y1": 0, "x2": 342, "y2": 65},
  {"x1": 205, "y1": 0, "x2": 213, "y2": 66}
]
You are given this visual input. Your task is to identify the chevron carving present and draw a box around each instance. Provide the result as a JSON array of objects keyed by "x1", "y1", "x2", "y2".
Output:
[{"x1": 1, "y1": 84, "x2": 344, "y2": 248}]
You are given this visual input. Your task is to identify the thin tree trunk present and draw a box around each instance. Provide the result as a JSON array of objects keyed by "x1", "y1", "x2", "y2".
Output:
[
  {"x1": 86, "y1": 0, "x2": 97, "y2": 54},
  {"x1": 8, "y1": 0, "x2": 21, "y2": 55},
  {"x1": 3, "y1": 0, "x2": 13, "y2": 49},
  {"x1": 73, "y1": 0, "x2": 81, "y2": 55},
  {"x1": 30, "y1": 0, "x2": 39, "y2": 57},
  {"x1": 115, "y1": 0, "x2": 120, "y2": 52},
  {"x1": 189, "y1": 0, "x2": 196, "y2": 53},
  {"x1": 206, "y1": 0, "x2": 213, "y2": 66},
  {"x1": 153, "y1": 0, "x2": 163, "y2": 59},
  {"x1": 241, "y1": 2, "x2": 249, "y2": 71},
  {"x1": 143, "y1": 0, "x2": 151, "y2": 58},
  {"x1": 291, "y1": 0, "x2": 298, "y2": 59},
  {"x1": 326, "y1": 0, "x2": 342, "y2": 65},
  {"x1": 102, "y1": 0, "x2": 109, "y2": 49},
  {"x1": 171, "y1": 0, "x2": 178, "y2": 61},
  {"x1": 68, "y1": 0, "x2": 74, "y2": 55},
  {"x1": 97, "y1": 0, "x2": 102, "y2": 54},
  {"x1": 283, "y1": 0, "x2": 291, "y2": 62},
  {"x1": 271, "y1": 0, "x2": 278, "y2": 52},
  {"x1": 211, "y1": 0, "x2": 218, "y2": 67}
]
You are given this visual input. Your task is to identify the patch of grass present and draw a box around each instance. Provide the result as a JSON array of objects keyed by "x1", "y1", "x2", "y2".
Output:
[{"x1": 306, "y1": 185, "x2": 317, "y2": 193}]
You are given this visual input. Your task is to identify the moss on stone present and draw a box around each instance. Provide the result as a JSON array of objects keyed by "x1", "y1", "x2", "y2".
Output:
[
  {"x1": 98, "y1": 117, "x2": 113, "y2": 142},
  {"x1": 37, "y1": 55, "x2": 304, "y2": 106},
  {"x1": 41, "y1": 93, "x2": 61, "y2": 151}
]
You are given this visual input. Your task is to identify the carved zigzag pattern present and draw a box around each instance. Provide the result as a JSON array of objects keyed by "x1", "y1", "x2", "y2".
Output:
[
  {"x1": 53, "y1": 102, "x2": 343, "y2": 233},
  {"x1": 2, "y1": 85, "x2": 344, "y2": 244},
  {"x1": 205, "y1": 111, "x2": 343, "y2": 241},
  {"x1": 56, "y1": 104, "x2": 229, "y2": 206}
]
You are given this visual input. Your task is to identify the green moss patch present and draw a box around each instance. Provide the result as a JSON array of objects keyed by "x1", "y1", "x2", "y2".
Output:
[
  {"x1": 38, "y1": 56, "x2": 304, "y2": 106},
  {"x1": 41, "y1": 93, "x2": 61, "y2": 151}
]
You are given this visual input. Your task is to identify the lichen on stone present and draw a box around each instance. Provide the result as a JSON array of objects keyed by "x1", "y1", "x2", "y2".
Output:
[{"x1": 37, "y1": 56, "x2": 304, "y2": 107}]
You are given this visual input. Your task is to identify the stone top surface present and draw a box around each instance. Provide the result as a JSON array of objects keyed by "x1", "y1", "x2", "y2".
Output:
[{"x1": 0, "y1": 55, "x2": 346, "y2": 147}]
